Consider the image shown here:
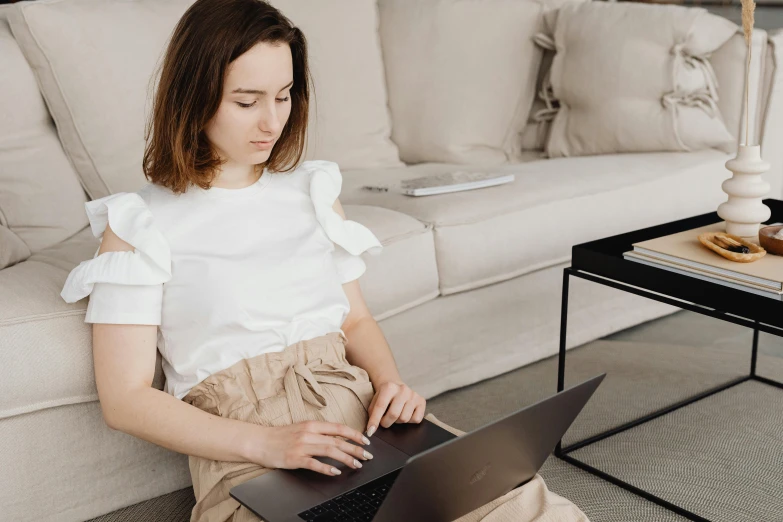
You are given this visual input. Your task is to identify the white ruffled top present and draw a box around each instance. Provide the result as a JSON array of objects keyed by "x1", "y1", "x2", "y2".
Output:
[{"x1": 60, "y1": 160, "x2": 382, "y2": 400}]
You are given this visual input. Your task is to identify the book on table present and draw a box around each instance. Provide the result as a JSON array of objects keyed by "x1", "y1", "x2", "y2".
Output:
[{"x1": 622, "y1": 221, "x2": 783, "y2": 299}]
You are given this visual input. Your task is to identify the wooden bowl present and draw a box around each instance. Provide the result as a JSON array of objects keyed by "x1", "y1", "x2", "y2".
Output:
[
  {"x1": 697, "y1": 232, "x2": 766, "y2": 263},
  {"x1": 759, "y1": 225, "x2": 783, "y2": 256}
]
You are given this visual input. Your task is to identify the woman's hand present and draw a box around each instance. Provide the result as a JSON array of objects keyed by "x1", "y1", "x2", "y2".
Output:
[
  {"x1": 365, "y1": 380, "x2": 426, "y2": 437},
  {"x1": 247, "y1": 421, "x2": 374, "y2": 476}
]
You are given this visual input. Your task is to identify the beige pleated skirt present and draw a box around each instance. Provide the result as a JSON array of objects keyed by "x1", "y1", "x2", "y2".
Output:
[{"x1": 182, "y1": 331, "x2": 589, "y2": 522}]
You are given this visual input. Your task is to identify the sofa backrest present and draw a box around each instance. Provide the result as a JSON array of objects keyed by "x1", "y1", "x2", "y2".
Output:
[
  {"x1": 0, "y1": 9, "x2": 88, "y2": 268},
  {"x1": 6, "y1": 0, "x2": 402, "y2": 201},
  {"x1": 2, "y1": 0, "x2": 780, "y2": 236}
]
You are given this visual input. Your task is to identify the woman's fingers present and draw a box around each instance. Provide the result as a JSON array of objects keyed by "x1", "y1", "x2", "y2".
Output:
[
  {"x1": 366, "y1": 384, "x2": 398, "y2": 436},
  {"x1": 331, "y1": 436, "x2": 373, "y2": 462},
  {"x1": 381, "y1": 393, "x2": 409, "y2": 427},
  {"x1": 292, "y1": 423, "x2": 374, "y2": 475},
  {"x1": 307, "y1": 443, "x2": 364, "y2": 470},
  {"x1": 398, "y1": 399, "x2": 417, "y2": 423},
  {"x1": 367, "y1": 383, "x2": 427, "y2": 432},
  {"x1": 411, "y1": 401, "x2": 426, "y2": 423},
  {"x1": 301, "y1": 457, "x2": 343, "y2": 476},
  {"x1": 305, "y1": 420, "x2": 370, "y2": 446}
]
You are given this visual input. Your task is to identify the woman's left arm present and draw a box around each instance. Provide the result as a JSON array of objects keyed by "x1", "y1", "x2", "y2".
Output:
[{"x1": 332, "y1": 199, "x2": 427, "y2": 437}]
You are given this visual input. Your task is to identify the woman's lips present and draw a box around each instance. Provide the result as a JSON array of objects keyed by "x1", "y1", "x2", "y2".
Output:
[{"x1": 251, "y1": 140, "x2": 274, "y2": 150}]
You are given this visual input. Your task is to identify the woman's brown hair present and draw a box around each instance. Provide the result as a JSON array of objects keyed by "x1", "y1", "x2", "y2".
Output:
[{"x1": 143, "y1": 0, "x2": 311, "y2": 194}]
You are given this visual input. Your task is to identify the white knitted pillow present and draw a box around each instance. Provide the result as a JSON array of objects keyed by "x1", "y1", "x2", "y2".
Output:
[{"x1": 535, "y1": 2, "x2": 737, "y2": 158}]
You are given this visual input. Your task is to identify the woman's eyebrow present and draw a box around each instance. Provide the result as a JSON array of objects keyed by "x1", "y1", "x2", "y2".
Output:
[{"x1": 231, "y1": 80, "x2": 294, "y2": 96}]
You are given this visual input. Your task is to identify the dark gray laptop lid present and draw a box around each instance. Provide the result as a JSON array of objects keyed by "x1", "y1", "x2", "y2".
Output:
[{"x1": 371, "y1": 374, "x2": 605, "y2": 522}]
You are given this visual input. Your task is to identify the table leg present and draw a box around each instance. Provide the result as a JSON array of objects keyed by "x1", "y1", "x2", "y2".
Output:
[
  {"x1": 751, "y1": 322, "x2": 759, "y2": 377},
  {"x1": 555, "y1": 268, "x2": 570, "y2": 456}
]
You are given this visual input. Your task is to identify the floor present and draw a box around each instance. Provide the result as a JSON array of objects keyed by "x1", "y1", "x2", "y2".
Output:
[{"x1": 89, "y1": 308, "x2": 783, "y2": 522}]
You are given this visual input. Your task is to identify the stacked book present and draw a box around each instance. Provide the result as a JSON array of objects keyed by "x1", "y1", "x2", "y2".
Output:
[{"x1": 623, "y1": 222, "x2": 783, "y2": 300}]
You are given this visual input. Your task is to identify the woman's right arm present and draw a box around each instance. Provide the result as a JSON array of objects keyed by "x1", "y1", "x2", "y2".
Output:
[{"x1": 94, "y1": 225, "x2": 371, "y2": 475}]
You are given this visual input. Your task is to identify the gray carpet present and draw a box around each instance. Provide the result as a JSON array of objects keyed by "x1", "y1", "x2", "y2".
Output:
[{"x1": 87, "y1": 310, "x2": 783, "y2": 522}]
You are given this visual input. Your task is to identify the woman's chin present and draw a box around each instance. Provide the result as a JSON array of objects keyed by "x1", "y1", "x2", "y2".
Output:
[{"x1": 249, "y1": 149, "x2": 272, "y2": 162}]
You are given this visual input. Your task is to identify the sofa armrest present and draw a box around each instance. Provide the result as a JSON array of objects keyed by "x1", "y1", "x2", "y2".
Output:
[{"x1": 760, "y1": 29, "x2": 783, "y2": 200}]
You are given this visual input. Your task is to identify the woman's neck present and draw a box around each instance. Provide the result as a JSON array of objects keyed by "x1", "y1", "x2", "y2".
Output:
[{"x1": 211, "y1": 163, "x2": 264, "y2": 189}]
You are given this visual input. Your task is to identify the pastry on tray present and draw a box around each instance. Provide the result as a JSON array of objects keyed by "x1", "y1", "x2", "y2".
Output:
[{"x1": 697, "y1": 232, "x2": 766, "y2": 262}]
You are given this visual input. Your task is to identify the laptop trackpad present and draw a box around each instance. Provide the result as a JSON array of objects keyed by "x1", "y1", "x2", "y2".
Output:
[
  {"x1": 286, "y1": 436, "x2": 409, "y2": 498},
  {"x1": 374, "y1": 418, "x2": 457, "y2": 456}
]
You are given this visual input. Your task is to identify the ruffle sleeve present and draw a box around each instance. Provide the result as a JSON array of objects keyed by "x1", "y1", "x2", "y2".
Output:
[
  {"x1": 60, "y1": 192, "x2": 172, "y2": 325},
  {"x1": 305, "y1": 160, "x2": 383, "y2": 283}
]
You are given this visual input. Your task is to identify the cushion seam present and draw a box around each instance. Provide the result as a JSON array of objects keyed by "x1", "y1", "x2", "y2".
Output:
[
  {"x1": 0, "y1": 393, "x2": 99, "y2": 422},
  {"x1": 0, "y1": 308, "x2": 85, "y2": 328},
  {"x1": 380, "y1": 222, "x2": 434, "y2": 246}
]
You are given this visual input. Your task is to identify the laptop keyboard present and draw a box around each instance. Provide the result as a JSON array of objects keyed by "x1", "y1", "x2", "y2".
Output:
[{"x1": 297, "y1": 471, "x2": 398, "y2": 521}]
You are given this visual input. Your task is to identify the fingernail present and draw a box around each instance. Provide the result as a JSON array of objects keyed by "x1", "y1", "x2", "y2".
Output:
[
  {"x1": 364, "y1": 450, "x2": 373, "y2": 459},
  {"x1": 354, "y1": 459, "x2": 362, "y2": 468},
  {"x1": 331, "y1": 467, "x2": 341, "y2": 475},
  {"x1": 362, "y1": 436, "x2": 371, "y2": 445},
  {"x1": 367, "y1": 425, "x2": 376, "y2": 437}
]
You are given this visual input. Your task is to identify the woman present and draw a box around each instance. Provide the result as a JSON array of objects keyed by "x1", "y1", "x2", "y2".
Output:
[{"x1": 60, "y1": 1, "x2": 589, "y2": 521}]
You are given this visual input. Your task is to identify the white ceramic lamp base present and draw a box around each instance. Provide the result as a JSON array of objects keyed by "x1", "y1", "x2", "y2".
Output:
[{"x1": 717, "y1": 145, "x2": 771, "y2": 239}]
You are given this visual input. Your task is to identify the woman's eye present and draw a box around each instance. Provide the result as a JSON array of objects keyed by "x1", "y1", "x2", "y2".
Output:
[{"x1": 236, "y1": 97, "x2": 288, "y2": 108}]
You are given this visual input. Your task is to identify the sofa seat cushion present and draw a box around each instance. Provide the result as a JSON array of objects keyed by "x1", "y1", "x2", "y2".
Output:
[
  {"x1": 341, "y1": 150, "x2": 734, "y2": 294},
  {"x1": 342, "y1": 204, "x2": 439, "y2": 320},
  {"x1": 0, "y1": 227, "x2": 162, "y2": 422}
]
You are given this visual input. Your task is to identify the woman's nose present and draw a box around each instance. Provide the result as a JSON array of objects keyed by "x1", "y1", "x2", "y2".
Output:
[{"x1": 257, "y1": 104, "x2": 281, "y2": 135}]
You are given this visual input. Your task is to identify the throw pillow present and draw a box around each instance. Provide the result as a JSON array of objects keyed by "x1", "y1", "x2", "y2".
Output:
[
  {"x1": 378, "y1": 0, "x2": 546, "y2": 165},
  {"x1": 537, "y1": 2, "x2": 738, "y2": 158}
]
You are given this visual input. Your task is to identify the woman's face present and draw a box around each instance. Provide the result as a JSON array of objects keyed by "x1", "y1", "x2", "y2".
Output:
[{"x1": 204, "y1": 42, "x2": 294, "y2": 169}]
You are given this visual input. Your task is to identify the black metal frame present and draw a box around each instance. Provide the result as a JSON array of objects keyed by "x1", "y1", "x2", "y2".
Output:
[{"x1": 554, "y1": 267, "x2": 783, "y2": 521}]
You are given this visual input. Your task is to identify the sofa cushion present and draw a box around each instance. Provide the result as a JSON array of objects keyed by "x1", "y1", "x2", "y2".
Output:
[
  {"x1": 7, "y1": 0, "x2": 195, "y2": 199},
  {"x1": 541, "y1": 2, "x2": 737, "y2": 158},
  {"x1": 271, "y1": 0, "x2": 403, "y2": 170},
  {"x1": 0, "y1": 226, "x2": 30, "y2": 270},
  {"x1": 0, "y1": 226, "x2": 169, "y2": 423},
  {"x1": 0, "y1": 227, "x2": 102, "y2": 422},
  {"x1": 378, "y1": 0, "x2": 545, "y2": 165},
  {"x1": 344, "y1": 204, "x2": 439, "y2": 321},
  {"x1": 341, "y1": 150, "x2": 734, "y2": 294},
  {"x1": 7, "y1": 0, "x2": 402, "y2": 200},
  {"x1": 524, "y1": 29, "x2": 769, "y2": 154},
  {"x1": 0, "y1": 17, "x2": 87, "y2": 261}
]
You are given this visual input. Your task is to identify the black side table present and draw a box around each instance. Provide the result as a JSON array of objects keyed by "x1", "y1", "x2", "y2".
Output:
[{"x1": 555, "y1": 198, "x2": 783, "y2": 522}]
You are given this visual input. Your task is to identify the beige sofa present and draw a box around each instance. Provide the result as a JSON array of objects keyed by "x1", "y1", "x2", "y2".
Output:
[{"x1": 1, "y1": 0, "x2": 782, "y2": 520}]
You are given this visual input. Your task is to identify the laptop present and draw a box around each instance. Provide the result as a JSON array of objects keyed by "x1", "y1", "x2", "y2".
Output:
[{"x1": 230, "y1": 374, "x2": 605, "y2": 522}]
